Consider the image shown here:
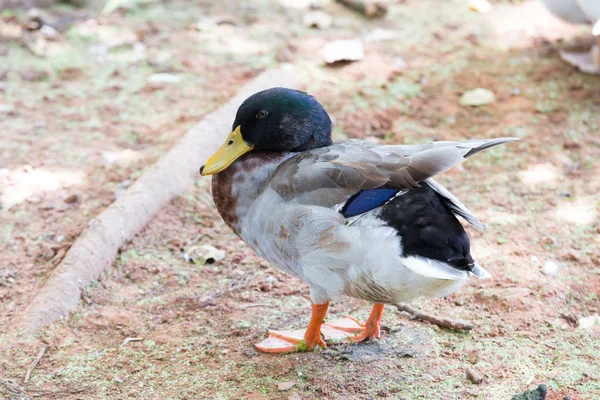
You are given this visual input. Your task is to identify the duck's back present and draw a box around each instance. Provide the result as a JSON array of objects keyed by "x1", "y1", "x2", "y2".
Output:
[{"x1": 378, "y1": 184, "x2": 474, "y2": 271}]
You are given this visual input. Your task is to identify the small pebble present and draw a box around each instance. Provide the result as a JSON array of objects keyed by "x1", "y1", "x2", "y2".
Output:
[
  {"x1": 278, "y1": 381, "x2": 296, "y2": 391},
  {"x1": 466, "y1": 367, "x2": 484, "y2": 384},
  {"x1": 542, "y1": 260, "x2": 560, "y2": 276},
  {"x1": 260, "y1": 275, "x2": 277, "y2": 292},
  {"x1": 64, "y1": 193, "x2": 81, "y2": 204},
  {"x1": 459, "y1": 88, "x2": 495, "y2": 107},
  {"x1": 199, "y1": 295, "x2": 217, "y2": 307},
  {"x1": 243, "y1": 349, "x2": 258, "y2": 357}
]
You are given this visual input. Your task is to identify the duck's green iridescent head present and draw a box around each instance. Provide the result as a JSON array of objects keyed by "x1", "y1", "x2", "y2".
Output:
[{"x1": 200, "y1": 87, "x2": 332, "y2": 176}]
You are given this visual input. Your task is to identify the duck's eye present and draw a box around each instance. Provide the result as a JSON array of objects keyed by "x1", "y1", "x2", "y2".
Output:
[
  {"x1": 227, "y1": 140, "x2": 234, "y2": 145},
  {"x1": 256, "y1": 110, "x2": 269, "y2": 119}
]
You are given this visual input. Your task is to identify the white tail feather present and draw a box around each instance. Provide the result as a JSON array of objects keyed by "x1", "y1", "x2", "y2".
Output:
[
  {"x1": 402, "y1": 256, "x2": 469, "y2": 281},
  {"x1": 469, "y1": 263, "x2": 492, "y2": 279}
]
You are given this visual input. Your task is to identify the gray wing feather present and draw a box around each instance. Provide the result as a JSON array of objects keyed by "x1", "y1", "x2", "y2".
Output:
[{"x1": 270, "y1": 137, "x2": 519, "y2": 207}]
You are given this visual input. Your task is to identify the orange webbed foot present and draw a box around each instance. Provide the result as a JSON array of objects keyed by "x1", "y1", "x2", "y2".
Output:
[
  {"x1": 254, "y1": 303, "x2": 387, "y2": 353},
  {"x1": 348, "y1": 303, "x2": 385, "y2": 343}
]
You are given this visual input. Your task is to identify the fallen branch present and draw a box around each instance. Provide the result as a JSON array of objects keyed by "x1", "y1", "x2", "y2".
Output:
[
  {"x1": 395, "y1": 303, "x2": 473, "y2": 331},
  {"x1": 24, "y1": 345, "x2": 47, "y2": 384},
  {"x1": 335, "y1": 0, "x2": 388, "y2": 18},
  {"x1": 17, "y1": 66, "x2": 299, "y2": 333}
]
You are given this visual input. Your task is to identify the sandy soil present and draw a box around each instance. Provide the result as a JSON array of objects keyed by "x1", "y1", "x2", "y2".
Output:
[{"x1": 1, "y1": 0, "x2": 599, "y2": 399}]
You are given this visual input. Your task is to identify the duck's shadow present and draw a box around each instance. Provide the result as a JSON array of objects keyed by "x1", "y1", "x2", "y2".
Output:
[{"x1": 320, "y1": 324, "x2": 437, "y2": 363}]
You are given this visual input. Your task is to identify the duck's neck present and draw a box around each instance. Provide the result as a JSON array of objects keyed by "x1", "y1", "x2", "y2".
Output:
[{"x1": 211, "y1": 151, "x2": 294, "y2": 233}]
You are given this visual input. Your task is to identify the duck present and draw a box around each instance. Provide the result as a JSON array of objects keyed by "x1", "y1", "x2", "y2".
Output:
[
  {"x1": 541, "y1": 0, "x2": 600, "y2": 74},
  {"x1": 200, "y1": 87, "x2": 518, "y2": 353}
]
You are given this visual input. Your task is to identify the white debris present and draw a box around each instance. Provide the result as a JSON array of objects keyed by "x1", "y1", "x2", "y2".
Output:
[
  {"x1": 469, "y1": 0, "x2": 492, "y2": 14},
  {"x1": 148, "y1": 73, "x2": 181, "y2": 84},
  {"x1": 578, "y1": 315, "x2": 600, "y2": 329},
  {"x1": 120, "y1": 337, "x2": 143, "y2": 347},
  {"x1": 364, "y1": 28, "x2": 400, "y2": 42},
  {"x1": 459, "y1": 88, "x2": 496, "y2": 107},
  {"x1": 322, "y1": 39, "x2": 364, "y2": 64}
]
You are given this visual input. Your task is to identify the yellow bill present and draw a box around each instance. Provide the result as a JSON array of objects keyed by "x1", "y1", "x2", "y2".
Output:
[{"x1": 200, "y1": 126, "x2": 254, "y2": 176}]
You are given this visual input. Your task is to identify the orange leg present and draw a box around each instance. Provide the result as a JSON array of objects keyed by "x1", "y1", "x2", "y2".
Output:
[
  {"x1": 351, "y1": 303, "x2": 384, "y2": 342},
  {"x1": 304, "y1": 303, "x2": 328, "y2": 350}
]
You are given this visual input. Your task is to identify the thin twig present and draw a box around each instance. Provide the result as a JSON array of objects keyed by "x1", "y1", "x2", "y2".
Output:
[
  {"x1": 120, "y1": 337, "x2": 144, "y2": 347},
  {"x1": 237, "y1": 303, "x2": 269, "y2": 310},
  {"x1": 30, "y1": 387, "x2": 88, "y2": 398},
  {"x1": 0, "y1": 378, "x2": 26, "y2": 397},
  {"x1": 1, "y1": 377, "x2": 90, "y2": 399},
  {"x1": 24, "y1": 345, "x2": 47, "y2": 384},
  {"x1": 395, "y1": 303, "x2": 473, "y2": 331}
]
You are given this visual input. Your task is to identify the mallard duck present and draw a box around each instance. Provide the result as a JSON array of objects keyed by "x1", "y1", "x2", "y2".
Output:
[
  {"x1": 200, "y1": 88, "x2": 517, "y2": 353},
  {"x1": 541, "y1": 0, "x2": 600, "y2": 74}
]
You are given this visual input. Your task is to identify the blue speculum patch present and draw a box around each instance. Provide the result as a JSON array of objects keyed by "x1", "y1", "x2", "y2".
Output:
[{"x1": 341, "y1": 188, "x2": 399, "y2": 218}]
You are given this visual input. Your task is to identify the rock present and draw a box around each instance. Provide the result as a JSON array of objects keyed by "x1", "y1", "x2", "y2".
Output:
[
  {"x1": 303, "y1": 11, "x2": 332, "y2": 29},
  {"x1": 242, "y1": 349, "x2": 258, "y2": 357},
  {"x1": 542, "y1": 260, "x2": 560, "y2": 276},
  {"x1": 185, "y1": 244, "x2": 225, "y2": 265},
  {"x1": 578, "y1": 315, "x2": 600, "y2": 329},
  {"x1": 511, "y1": 384, "x2": 548, "y2": 400},
  {"x1": 64, "y1": 193, "x2": 81, "y2": 204},
  {"x1": 322, "y1": 39, "x2": 364, "y2": 64},
  {"x1": 38, "y1": 243, "x2": 56, "y2": 261},
  {"x1": 288, "y1": 394, "x2": 302, "y2": 400},
  {"x1": 199, "y1": 295, "x2": 217, "y2": 307},
  {"x1": 459, "y1": 88, "x2": 495, "y2": 107},
  {"x1": 277, "y1": 381, "x2": 296, "y2": 391},
  {"x1": 260, "y1": 275, "x2": 277, "y2": 292},
  {"x1": 466, "y1": 367, "x2": 484, "y2": 384}
]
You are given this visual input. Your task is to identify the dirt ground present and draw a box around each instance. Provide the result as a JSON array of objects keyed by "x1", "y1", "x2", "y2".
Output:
[{"x1": 1, "y1": 0, "x2": 599, "y2": 399}]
